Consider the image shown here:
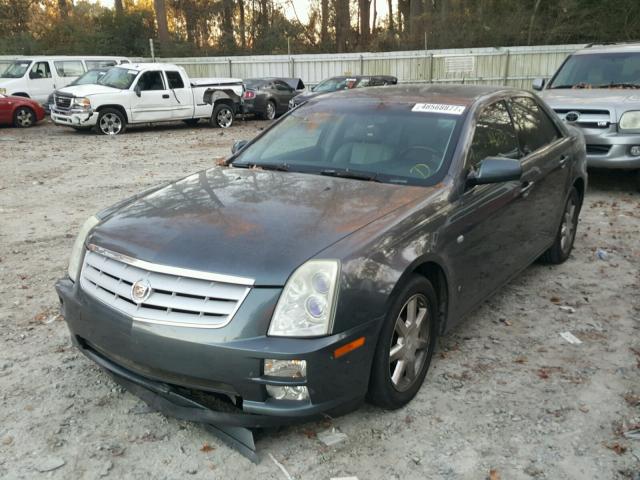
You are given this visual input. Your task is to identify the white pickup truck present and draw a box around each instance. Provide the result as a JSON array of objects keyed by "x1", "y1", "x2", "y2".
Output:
[{"x1": 51, "y1": 63, "x2": 244, "y2": 134}]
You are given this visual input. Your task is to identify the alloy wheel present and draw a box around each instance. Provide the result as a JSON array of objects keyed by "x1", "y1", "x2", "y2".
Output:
[
  {"x1": 389, "y1": 293, "x2": 431, "y2": 392},
  {"x1": 15, "y1": 108, "x2": 34, "y2": 127},
  {"x1": 217, "y1": 107, "x2": 233, "y2": 128},
  {"x1": 266, "y1": 102, "x2": 275, "y2": 120},
  {"x1": 99, "y1": 113, "x2": 122, "y2": 135},
  {"x1": 560, "y1": 196, "x2": 577, "y2": 253}
]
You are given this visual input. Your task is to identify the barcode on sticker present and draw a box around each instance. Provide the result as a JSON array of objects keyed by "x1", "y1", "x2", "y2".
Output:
[{"x1": 412, "y1": 103, "x2": 465, "y2": 115}]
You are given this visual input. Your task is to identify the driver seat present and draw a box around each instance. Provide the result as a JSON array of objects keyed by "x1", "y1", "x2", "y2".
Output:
[{"x1": 334, "y1": 123, "x2": 394, "y2": 166}]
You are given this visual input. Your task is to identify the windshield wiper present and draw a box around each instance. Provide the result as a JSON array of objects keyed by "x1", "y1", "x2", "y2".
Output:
[
  {"x1": 232, "y1": 162, "x2": 289, "y2": 171},
  {"x1": 319, "y1": 169, "x2": 380, "y2": 182},
  {"x1": 596, "y1": 82, "x2": 640, "y2": 89}
]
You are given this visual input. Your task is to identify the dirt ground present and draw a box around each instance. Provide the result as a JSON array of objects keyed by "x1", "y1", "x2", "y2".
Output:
[{"x1": 0, "y1": 119, "x2": 639, "y2": 480}]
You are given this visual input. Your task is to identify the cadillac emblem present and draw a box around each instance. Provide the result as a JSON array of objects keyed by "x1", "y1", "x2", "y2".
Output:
[{"x1": 131, "y1": 279, "x2": 152, "y2": 304}]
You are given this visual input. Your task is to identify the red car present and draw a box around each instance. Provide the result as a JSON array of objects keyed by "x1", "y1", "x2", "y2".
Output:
[{"x1": 0, "y1": 94, "x2": 45, "y2": 128}]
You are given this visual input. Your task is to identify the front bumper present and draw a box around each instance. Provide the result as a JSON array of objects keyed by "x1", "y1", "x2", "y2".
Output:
[
  {"x1": 577, "y1": 125, "x2": 640, "y2": 169},
  {"x1": 55, "y1": 277, "x2": 377, "y2": 426},
  {"x1": 51, "y1": 107, "x2": 98, "y2": 127}
]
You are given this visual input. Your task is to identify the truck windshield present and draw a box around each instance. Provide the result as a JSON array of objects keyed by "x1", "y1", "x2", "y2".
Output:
[
  {"x1": 98, "y1": 67, "x2": 138, "y2": 89},
  {"x1": 1, "y1": 61, "x2": 32, "y2": 78},
  {"x1": 549, "y1": 52, "x2": 640, "y2": 89},
  {"x1": 232, "y1": 100, "x2": 463, "y2": 186},
  {"x1": 71, "y1": 69, "x2": 108, "y2": 86}
]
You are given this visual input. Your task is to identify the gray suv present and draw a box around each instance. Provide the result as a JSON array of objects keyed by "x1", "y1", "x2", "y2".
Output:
[{"x1": 533, "y1": 43, "x2": 640, "y2": 189}]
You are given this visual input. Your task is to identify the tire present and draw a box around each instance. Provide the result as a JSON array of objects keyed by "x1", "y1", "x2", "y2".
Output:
[
  {"x1": 263, "y1": 100, "x2": 276, "y2": 120},
  {"x1": 539, "y1": 187, "x2": 581, "y2": 264},
  {"x1": 183, "y1": 118, "x2": 200, "y2": 127},
  {"x1": 368, "y1": 275, "x2": 439, "y2": 410},
  {"x1": 210, "y1": 103, "x2": 234, "y2": 128},
  {"x1": 96, "y1": 108, "x2": 126, "y2": 135},
  {"x1": 635, "y1": 170, "x2": 640, "y2": 192},
  {"x1": 13, "y1": 107, "x2": 36, "y2": 128}
]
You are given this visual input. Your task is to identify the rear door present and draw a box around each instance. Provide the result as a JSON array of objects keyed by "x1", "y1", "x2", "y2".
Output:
[
  {"x1": 508, "y1": 96, "x2": 571, "y2": 256},
  {"x1": 164, "y1": 70, "x2": 193, "y2": 119},
  {"x1": 130, "y1": 70, "x2": 173, "y2": 122},
  {"x1": 27, "y1": 61, "x2": 55, "y2": 103},
  {"x1": 445, "y1": 100, "x2": 529, "y2": 318},
  {"x1": 272, "y1": 80, "x2": 296, "y2": 113}
]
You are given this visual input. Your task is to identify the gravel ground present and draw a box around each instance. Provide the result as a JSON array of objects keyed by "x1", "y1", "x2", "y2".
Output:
[{"x1": 0, "y1": 119, "x2": 639, "y2": 480}]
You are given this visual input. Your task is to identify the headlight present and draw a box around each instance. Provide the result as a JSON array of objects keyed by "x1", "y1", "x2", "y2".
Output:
[
  {"x1": 67, "y1": 215, "x2": 100, "y2": 281},
  {"x1": 72, "y1": 97, "x2": 91, "y2": 110},
  {"x1": 0, "y1": 88, "x2": 6, "y2": 94},
  {"x1": 619, "y1": 111, "x2": 640, "y2": 131},
  {"x1": 268, "y1": 260, "x2": 340, "y2": 337}
]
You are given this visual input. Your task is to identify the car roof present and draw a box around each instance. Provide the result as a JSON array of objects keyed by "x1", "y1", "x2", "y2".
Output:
[
  {"x1": 9, "y1": 56, "x2": 128, "y2": 61},
  {"x1": 575, "y1": 43, "x2": 640, "y2": 55},
  {"x1": 115, "y1": 63, "x2": 181, "y2": 72},
  {"x1": 313, "y1": 83, "x2": 517, "y2": 106}
]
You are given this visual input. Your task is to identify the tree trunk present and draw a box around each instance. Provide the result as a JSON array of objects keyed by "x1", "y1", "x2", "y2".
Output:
[
  {"x1": 221, "y1": 0, "x2": 235, "y2": 52},
  {"x1": 409, "y1": 0, "x2": 423, "y2": 38},
  {"x1": 154, "y1": 0, "x2": 170, "y2": 44},
  {"x1": 334, "y1": 0, "x2": 349, "y2": 52},
  {"x1": 372, "y1": 0, "x2": 377, "y2": 33},
  {"x1": 238, "y1": 0, "x2": 246, "y2": 49},
  {"x1": 114, "y1": 0, "x2": 123, "y2": 15},
  {"x1": 527, "y1": 0, "x2": 543, "y2": 45},
  {"x1": 359, "y1": 0, "x2": 371, "y2": 47},
  {"x1": 321, "y1": 0, "x2": 329, "y2": 44},
  {"x1": 58, "y1": 0, "x2": 68, "y2": 19},
  {"x1": 387, "y1": 0, "x2": 394, "y2": 32}
]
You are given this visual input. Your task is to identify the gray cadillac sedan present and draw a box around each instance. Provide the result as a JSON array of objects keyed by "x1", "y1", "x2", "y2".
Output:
[{"x1": 56, "y1": 85, "x2": 587, "y2": 457}]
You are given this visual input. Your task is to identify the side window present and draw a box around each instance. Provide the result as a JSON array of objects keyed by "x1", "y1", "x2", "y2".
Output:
[
  {"x1": 137, "y1": 71, "x2": 165, "y2": 91},
  {"x1": 274, "y1": 81, "x2": 291, "y2": 91},
  {"x1": 510, "y1": 96, "x2": 561, "y2": 154},
  {"x1": 468, "y1": 101, "x2": 520, "y2": 169},
  {"x1": 86, "y1": 60, "x2": 116, "y2": 69},
  {"x1": 166, "y1": 71, "x2": 184, "y2": 89},
  {"x1": 54, "y1": 61, "x2": 84, "y2": 77},
  {"x1": 29, "y1": 61, "x2": 51, "y2": 79}
]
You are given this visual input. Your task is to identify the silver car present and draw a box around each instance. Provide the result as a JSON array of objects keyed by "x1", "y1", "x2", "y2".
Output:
[{"x1": 533, "y1": 43, "x2": 640, "y2": 189}]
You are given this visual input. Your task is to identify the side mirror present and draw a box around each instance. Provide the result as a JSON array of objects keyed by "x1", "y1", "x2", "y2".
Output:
[
  {"x1": 231, "y1": 140, "x2": 248, "y2": 154},
  {"x1": 467, "y1": 157, "x2": 522, "y2": 187},
  {"x1": 532, "y1": 78, "x2": 546, "y2": 91},
  {"x1": 134, "y1": 85, "x2": 141, "y2": 97}
]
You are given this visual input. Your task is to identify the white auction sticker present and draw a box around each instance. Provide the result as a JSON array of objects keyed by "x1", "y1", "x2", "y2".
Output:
[{"x1": 412, "y1": 103, "x2": 466, "y2": 115}]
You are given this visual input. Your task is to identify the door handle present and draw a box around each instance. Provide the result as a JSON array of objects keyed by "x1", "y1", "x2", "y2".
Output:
[
  {"x1": 558, "y1": 155, "x2": 569, "y2": 169},
  {"x1": 520, "y1": 181, "x2": 535, "y2": 198},
  {"x1": 162, "y1": 94, "x2": 170, "y2": 99}
]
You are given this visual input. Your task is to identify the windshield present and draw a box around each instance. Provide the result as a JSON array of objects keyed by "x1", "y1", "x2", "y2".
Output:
[
  {"x1": 1, "y1": 61, "x2": 32, "y2": 79},
  {"x1": 549, "y1": 52, "x2": 640, "y2": 89},
  {"x1": 71, "y1": 69, "x2": 107, "y2": 86},
  {"x1": 98, "y1": 67, "x2": 138, "y2": 89},
  {"x1": 312, "y1": 77, "x2": 354, "y2": 93},
  {"x1": 232, "y1": 100, "x2": 463, "y2": 186}
]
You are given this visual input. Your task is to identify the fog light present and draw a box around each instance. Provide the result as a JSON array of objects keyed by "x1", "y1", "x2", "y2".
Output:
[
  {"x1": 630, "y1": 146, "x2": 640, "y2": 156},
  {"x1": 264, "y1": 359, "x2": 306, "y2": 378},
  {"x1": 266, "y1": 385, "x2": 309, "y2": 401}
]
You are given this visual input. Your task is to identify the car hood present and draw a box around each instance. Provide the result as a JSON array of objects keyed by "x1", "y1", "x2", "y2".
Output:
[
  {"x1": 57, "y1": 83, "x2": 122, "y2": 98},
  {"x1": 294, "y1": 91, "x2": 325, "y2": 103},
  {"x1": 89, "y1": 167, "x2": 430, "y2": 286},
  {"x1": 540, "y1": 89, "x2": 640, "y2": 120}
]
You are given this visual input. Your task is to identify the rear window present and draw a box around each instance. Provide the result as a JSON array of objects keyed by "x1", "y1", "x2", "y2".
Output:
[
  {"x1": 166, "y1": 71, "x2": 184, "y2": 89},
  {"x1": 54, "y1": 61, "x2": 84, "y2": 77}
]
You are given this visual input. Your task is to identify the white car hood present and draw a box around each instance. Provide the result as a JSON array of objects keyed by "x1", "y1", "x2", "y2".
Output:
[{"x1": 56, "y1": 83, "x2": 123, "y2": 97}]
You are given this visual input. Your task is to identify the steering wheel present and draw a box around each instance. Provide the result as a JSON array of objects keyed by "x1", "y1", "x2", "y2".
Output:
[{"x1": 397, "y1": 145, "x2": 441, "y2": 178}]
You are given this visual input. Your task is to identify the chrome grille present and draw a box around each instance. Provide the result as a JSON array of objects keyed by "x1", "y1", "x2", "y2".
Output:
[
  {"x1": 553, "y1": 108, "x2": 611, "y2": 129},
  {"x1": 54, "y1": 94, "x2": 72, "y2": 109},
  {"x1": 80, "y1": 245, "x2": 253, "y2": 329}
]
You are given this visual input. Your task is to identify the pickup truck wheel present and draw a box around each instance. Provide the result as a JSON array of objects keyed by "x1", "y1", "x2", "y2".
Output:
[
  {"x1": 13, "y1": 107, "x2": 35, "y2": 128},
  {"x1": 368, "y1": 275, "x2": 438, "y2": 410},
  {"x1": 264, "y1": 100, "x2": 276, "y2": 120},
  {"x1": 97, "y1": 108, "x2": 126, "y2": 135},
  {"x1": 211, "y1": 104, "x2": 234, "y2": 129}
]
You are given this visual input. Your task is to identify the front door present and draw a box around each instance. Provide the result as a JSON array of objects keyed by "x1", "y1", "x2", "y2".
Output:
[
  {"x1": 445, "y1": 100, "x2": 529, "y2": 319},
  {"x1": 27, "y1": 61, "x2": 55, "y2": 103},
  {"x1": 130, "y1": 70, "x2": 173, "y2": 123},
  {"x1": 508, "y1": 96, "x2": 572, "y2": 258},
  {"x1": 272, "y1": 80, "x2": 296, "y2": 114}
]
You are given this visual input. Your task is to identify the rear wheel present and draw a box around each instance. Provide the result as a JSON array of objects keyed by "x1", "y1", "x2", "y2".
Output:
[
  {"x1": 264, "y1": 100, "x2": 276, "y2": 120},
  {"x1": 97, "y1": 108, "x2": 126, "y2": 135},
  {"x1": 368, "y1": 275, "x2": 438, "y2": 409},
  {"x1": 210, "y1": 104, "x2": 234, "y2": 128},
  {"x1": 539, "y1": 187, "x2": 581, "y2": 264},
  {"x1": 13, "y1": 107, "x2": 36, "y2": 128}
]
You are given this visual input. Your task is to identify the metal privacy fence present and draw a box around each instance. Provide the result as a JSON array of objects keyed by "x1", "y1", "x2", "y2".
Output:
[
  {"x1": 139, "y1": 43, "x2": 584, "y2": 89},
  {"x1": 1, "y1": 43, "x2": 583, "y2": 89}
]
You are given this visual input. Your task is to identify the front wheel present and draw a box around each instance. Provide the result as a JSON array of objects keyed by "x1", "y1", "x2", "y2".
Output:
[
  {"x1": 539, "y1": 187, "x2": 581, "y2": 264},
  {"x1": 368, "y1": 275, "x2": 439, "y2": 410},
  {"x1": 13, "y1": 107, "x2": 36, "y2": 128},
  {"x1": 210, "y1": 104, "x2": 234, "y2": 128},
  {"x1": 97, "y1": 108, "x2": 126, "y2": 135}
]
